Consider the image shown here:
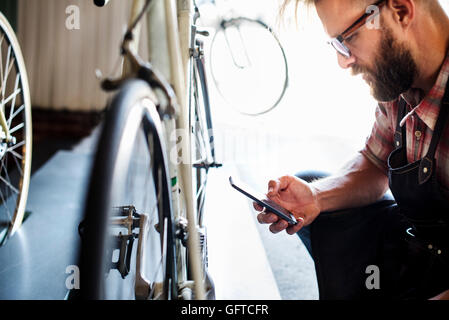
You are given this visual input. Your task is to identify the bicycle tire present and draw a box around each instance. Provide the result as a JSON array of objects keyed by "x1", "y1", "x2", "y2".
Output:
[
  {"x1": 0, "y1": 12, "x2": 32, "y2": 244},
  {"x1": 79, "y1": 79, "x2": 177, "y2": 300},
  {"x1": 209, "y1": 17, "x2": 289, "y2": 116},
  {"x1": 189, "y1": 40, "x2": 216, "y2": 299},
  {"x1": 191, "y1": 45, "x2": 215, "y2": 226}
]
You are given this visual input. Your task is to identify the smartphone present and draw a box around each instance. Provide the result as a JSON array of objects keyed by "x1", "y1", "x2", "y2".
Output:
[{"x1": 229, "y1": 176, "x2": 298, "y2": 226}]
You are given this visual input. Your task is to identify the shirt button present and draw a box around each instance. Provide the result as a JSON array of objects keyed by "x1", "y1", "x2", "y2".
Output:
[{"x1": 415, "y1": 130, "x2": 422, "y2": 140}]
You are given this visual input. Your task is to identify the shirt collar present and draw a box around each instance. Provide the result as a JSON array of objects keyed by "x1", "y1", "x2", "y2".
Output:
[{"x1": 400, "y1": 50, "x2": 449, "y2": 131}]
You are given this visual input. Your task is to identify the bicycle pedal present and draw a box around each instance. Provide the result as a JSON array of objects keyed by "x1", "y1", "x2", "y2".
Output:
[
  {"x1": 196, "y1": 29, "x2": 210, "y2": 37},
  {"x1": 175, "y1": 217, "x2": 189, "y2": 246}
]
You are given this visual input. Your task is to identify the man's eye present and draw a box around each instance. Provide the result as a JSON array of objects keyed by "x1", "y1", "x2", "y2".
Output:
[{"x1": 346, "y1": 33, "x2": 357, "y2": 43}]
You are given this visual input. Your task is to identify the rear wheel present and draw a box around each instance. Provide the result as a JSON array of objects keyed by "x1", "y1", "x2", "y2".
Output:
[
  {"x1": 79, "y1": 80, "x2": 177, "y2": 299},
  {"x1": 0, "y1": 12, "x2": 32, "y2": 245}
]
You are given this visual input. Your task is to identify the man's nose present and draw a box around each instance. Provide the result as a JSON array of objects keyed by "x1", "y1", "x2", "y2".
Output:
[{"x1": 337, "y1": 53, "x2": 356, "y2": 69}]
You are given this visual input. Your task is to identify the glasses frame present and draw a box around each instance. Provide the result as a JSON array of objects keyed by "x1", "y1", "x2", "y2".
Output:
[{"x1": 328, "y1": 0, "x2": 386, "y2": 58}]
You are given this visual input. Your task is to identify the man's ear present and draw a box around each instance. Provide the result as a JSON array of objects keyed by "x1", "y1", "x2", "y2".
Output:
[{"x1": 387, "y1": 0, "x2": 415, "y2": 28}]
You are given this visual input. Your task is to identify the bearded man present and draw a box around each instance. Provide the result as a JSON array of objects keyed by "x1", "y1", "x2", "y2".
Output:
[{"x1": 255, "y1": 0, "x2": 449, "y2": 299}]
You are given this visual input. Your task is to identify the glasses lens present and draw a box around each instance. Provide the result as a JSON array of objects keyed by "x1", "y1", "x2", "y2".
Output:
[{"x1": 331, "y1": 39, "x2": 350, "y2": 58}]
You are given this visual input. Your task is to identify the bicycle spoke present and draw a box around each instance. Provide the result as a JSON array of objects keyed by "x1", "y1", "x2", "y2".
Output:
[
  {"x1": 236, "y1": 24, "x2": 253, "y2": 68},
  {"x1": 0, "y1": 157, "x2": 11, "y2": 206},
  {"x1": 9, "y1": 122, "x2": 24, "y2": 135},
  {"x1": 7, "y1": 149, "x2": 23, "y2": 160},
  {"x1": 137, "y1": 144, "x2": 166, "y2": 290},
  {"x1": 0, "y1": 173, "x2": 19, "y2": 194},
  {"x1": 1, "y1": 45, "x2": 14, "y2": 100},
  {"x1": 0, "y1": 34, "x2": 4, "y2": 96},
  {"x1": 1, "y1": 155, "x2": 16, "y2": 193},
  {"x1": 0, "y1": 182, "x2": 12, "y2": 221},
  {"x1": 141, "y1": 159, "x2": 153, "y2": 220},
  {"x1": 144, "y1": 208, "x2": 166, "y2": 299},
  {"x1": 7, "y1": 74, "x2": 21, "y2": 127},
  {"x1": 9, "y1": 149, "x2": 23, "y2": 176},
  {"x1": 0, "y1": 33, "x2": 5, "y2": 97},
  {"x1": 7, "y1": 140, "x2": 25, "y2": 152},
  {"x1": 196, "y1": 177, "x2": 206, "y2": 200},
  {"x1": 192, "y1": 74, "x2": 208, "y2": 162},
  {"x1": 9, "y1": 104, "x2": 25, "y2": 123},
  {"x1": 3, "y1": 87, "x2": 21, "y2": 108}
]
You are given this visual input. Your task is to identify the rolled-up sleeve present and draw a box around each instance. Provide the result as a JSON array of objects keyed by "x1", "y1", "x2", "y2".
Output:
[{"x1": 360, "y1": 102, "x2": 396, "y2": 174}]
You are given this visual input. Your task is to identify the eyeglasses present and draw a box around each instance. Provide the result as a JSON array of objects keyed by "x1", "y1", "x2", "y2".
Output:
[{"x1": 328, "y1": 0, "x2": 386, "y2": 58}]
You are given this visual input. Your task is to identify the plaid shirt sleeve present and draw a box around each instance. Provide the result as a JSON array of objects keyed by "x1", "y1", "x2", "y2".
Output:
[{"x1": 360, "y1": 102, "x2": 397, "y2": 174}]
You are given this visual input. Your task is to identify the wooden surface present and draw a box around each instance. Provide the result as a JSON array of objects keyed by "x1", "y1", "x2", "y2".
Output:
[{"x1": 16, "y1": 0, "x2": 149, "y2": 111}]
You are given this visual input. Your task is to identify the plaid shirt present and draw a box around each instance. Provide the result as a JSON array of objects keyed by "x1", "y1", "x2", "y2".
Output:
[{"x1": 361, "y1": 50, "x2": 449, "y2": 192}]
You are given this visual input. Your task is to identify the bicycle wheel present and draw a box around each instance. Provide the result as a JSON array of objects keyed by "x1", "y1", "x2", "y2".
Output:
[
  {"x1": 0, "y1": 12, "x2": 32, "y2": 244},
  {"x1": 189, "y1": 40, "x2": 216, "y2": 299},
  {"x1": 209, "y1": 17, "x2": 289, "y2": 116},
  {"x1": 79, "y1": 79, "x2": 177, "y2": 300},
  {"x1": 191, "y1": 40, "x2": 215, "y2": 226}
]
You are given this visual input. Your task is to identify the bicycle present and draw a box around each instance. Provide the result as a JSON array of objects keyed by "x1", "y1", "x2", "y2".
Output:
[
  {"x1": 78, "y1": 0, "x2": 220, "y2": 300},
  {"x1": 0, "y1": 11, "x2": 32, "y2": 246},
  {"x1": 198, "y1": 0, "x2": 289, "y2": 116}
]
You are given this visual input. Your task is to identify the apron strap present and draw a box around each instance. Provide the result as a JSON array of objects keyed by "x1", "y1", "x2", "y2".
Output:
[
  {"x1": 394, "y1": 99, "x2": 407, "y2": 150},
  {"x1": 419, "y1": 80, "x2": 449, "y2": 184}
]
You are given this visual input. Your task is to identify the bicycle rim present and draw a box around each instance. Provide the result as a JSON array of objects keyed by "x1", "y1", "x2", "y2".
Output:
[
  {"x1": 191, "y1": 55, "x2": 214, "y2": 227},
  {"x1": 189, "y1": 51, "x2": 216, "y2": 300},
  {"x1": 79, "y1": 80, "x2": 177, "y2": 300},
  {"x1": 210, "y1": 17, "x2": 289, "y2": 116},
  {"x1": 0, "y1": 12, "x2": 32, "y2": 244}
]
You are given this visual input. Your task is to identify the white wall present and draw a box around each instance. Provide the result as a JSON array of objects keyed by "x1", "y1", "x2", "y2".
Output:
[{"x1": 206, "y1": 0, "x2": 449, "y2": 177}]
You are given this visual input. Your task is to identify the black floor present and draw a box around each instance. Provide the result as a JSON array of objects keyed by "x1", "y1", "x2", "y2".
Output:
[
  {"x1": 0, "y1": 136, "x2": 93, "y2": 299},
  {"x1": 31, "y1": 137, "x2": 81, "y2": 174}
]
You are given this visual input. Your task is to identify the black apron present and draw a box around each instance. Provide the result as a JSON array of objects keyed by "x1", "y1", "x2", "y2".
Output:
[
  {"x1": 386, "y1": 81, "x2": 449, "y2": 299},
  {"x1": 306, "y1": 82, "x2": 449, "y2": 300}
]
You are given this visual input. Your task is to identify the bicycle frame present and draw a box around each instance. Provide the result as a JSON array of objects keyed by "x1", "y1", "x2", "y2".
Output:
[
  {"x1": 0, "y1": 111, "x2": 11, "y2": 143},
  {"x1": 124, "y1": 0, "x2": 206, "y2": 300}
]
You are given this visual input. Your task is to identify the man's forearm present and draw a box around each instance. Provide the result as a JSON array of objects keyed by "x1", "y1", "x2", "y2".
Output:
[{"x1": 311, "y1": 152, "x2": 390, "y2": 213}]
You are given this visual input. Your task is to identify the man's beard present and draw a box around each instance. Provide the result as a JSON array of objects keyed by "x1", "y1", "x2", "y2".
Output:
[{"x1": 351, "y1": 28, "x2": 418, "y2": 102}]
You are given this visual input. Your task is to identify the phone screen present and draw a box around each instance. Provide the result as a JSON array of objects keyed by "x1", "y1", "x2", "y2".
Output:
[{"x1": 229, "y1": 176, "x2": 298, "y2": 226}]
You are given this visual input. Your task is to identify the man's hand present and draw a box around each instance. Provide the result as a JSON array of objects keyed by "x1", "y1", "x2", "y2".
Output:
[
  {"x1": 429, "y1": 289, "x2": 449, "y2": 300},
  {"x1": 254, "y1": 175, "x2": 320, "y2": 235}
]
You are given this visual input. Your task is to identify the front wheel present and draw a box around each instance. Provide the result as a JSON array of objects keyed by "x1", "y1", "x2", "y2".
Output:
[
  {"x1": 79, "y1": 80, "x2": 177, "y2": 300},
  {"x1": 0, "y1": 12, "x2": 32, "y2": 245}
]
